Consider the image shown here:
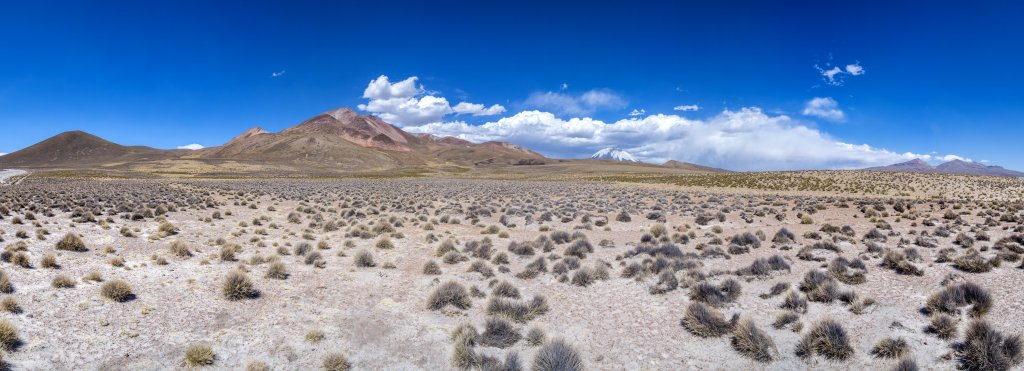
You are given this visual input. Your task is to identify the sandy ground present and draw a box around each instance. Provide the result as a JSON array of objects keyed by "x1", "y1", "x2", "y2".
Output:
[
  {"x1": 0, "y1": 170, "x2": 27, "y2": 185},
  {"x1": 0, "y1": 178, "x2": 1021, "y2": 370}
]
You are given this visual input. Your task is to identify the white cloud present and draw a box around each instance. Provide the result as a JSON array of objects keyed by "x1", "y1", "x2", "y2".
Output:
[
  {"x1": 271, "y1": 70, "x2": 286, "y2": 78},
  {"x1": 938, "y1": 154, "x2": 971, "y2": 162},
  {"x1": 628, "y1": 109, "x2": 646, "y2": 117},
  {"x1": 802, "y1": 97, "x2": 846, "y2": 122},
  {"x1": 560, "y1": 83, "x2": 568, "y2": 90},
  {"x1": 845, "y1": 63, "x2": 864, "y2": 76},
  {"x1": 405, "y1": 108, "x2": 947, "y2": 171},
  {"x1": 452, "y1": 102, "x2": 506, "y2": 116},
  {"x1": 524, "y1": 89, "x2": 627, "y2": 116},
  {"x1": 673, "y1": 104, "x2": 700, "y2": 112},
  {"x1": 177, "y1": 144, "x2": 204, "y2": 150},
  {"x1": 0, "y1": 153, "x2": 6, "y2": 156},
  {"x1": 816, "y1": 62, "x2": 865, "y2": 86},
  {"x1": 357, "y1": 75, "x2": 506, "y2": 126}
]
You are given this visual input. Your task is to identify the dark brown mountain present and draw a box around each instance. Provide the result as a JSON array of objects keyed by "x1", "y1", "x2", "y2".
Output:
[
  {"x1": 0, "y1": 130, "x2": 179, "y2": 167},
  {"x1": 865, "y1": 158, "x2": 1024, "y2": 177}
]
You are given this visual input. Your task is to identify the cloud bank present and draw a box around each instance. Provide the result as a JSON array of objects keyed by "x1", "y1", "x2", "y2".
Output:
[
  {"x1": 359, "y1": 74, "x2": 962, "y2": 171},
  {"x1": 177, "y1": 144, "x2": 204, "y2": 150},
  {"x1": 357, "y1": 75, "x2": 505, "y2": 126}
]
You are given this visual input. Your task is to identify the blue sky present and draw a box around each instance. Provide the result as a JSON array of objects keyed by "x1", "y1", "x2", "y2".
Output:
[{"x1": 1, "y1": 1, "x2": 1022, "y2": 170}]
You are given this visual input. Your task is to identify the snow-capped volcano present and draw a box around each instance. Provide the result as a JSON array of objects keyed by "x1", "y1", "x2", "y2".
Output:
[{"x1": 591, "y1": 147, "x2": 638, "y2": 162}]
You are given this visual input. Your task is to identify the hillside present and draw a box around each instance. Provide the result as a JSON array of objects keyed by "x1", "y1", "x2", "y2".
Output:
[
  {"x1": 0, "y1": 131, "x2": 178, "y2": 167},
  {"x1": 866, "y1": 158, "x2": 1024, "y2": 177}
]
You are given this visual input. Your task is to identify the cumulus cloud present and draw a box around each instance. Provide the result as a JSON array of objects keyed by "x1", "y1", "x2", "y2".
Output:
[
  {"x1": 628, "y1": 109, "x2": 646, "y2": 117},
  {"x1": 524, "y1": 89, "x2": 627, "y2": 116},
  {"x1": 802, "y1": 97, "x2": 846, "y2": 122},
  {"x1": 452, "y1": 102, "x2": 506, "y2": 116},
  {"x1": 673, "y1": 104, "x2": 700, "y2": 112},
  {"x1": 816, "y1": 61, "x2": 865, "y2": 86},
  {"x1": 404, "y1": 108, "x2": 954, "y2": 171},
  {"x1": 177, "y1": 144, "x2": 204, "y2": 150},
  {"x1": 271, "y1": 70, "x2": 286, "y2": 78},
  {"x1": 357, "y1": 75, "x2": 505, "y2": 126}
]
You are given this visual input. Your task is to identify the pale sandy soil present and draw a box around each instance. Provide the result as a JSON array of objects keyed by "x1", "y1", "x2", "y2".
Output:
[{"x1": 0, "y1": 178, "x2": 1021, "y2": 370}]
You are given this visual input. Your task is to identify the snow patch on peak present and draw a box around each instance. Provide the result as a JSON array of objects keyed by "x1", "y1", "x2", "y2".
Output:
[{"x1": 591, "y1": 147, "x2": 638, "y2": 162}]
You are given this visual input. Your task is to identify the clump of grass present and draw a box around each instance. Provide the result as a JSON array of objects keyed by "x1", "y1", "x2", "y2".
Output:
[
  {"x1": 322, "y1": 352, "x2": 351, "y2": 371},
  {"x1": 795, "y1": 319, "x2": 853, "y2": 360},
  {"x1": 184, "y1": 344, "x2": 215, "y2": 367},
  {"x1": 689, "y1": 279, "x2": 742, "y2": 307},
  {"x1": 926, "y1": 282, "x2": 991, "y2": 317},
  {"x1": 354, "y1": 250, "x2": 375, "y2": 267},
  {"x1": 55, "y1": 232, "x2": 87, "y2": 251},
  {"x1": 40, "y1": 254, "x2": 58, "y2": 269},
  {"x1": 0, "y1": 320, "x2": 19, "y2": 350},
  {"x1": 305, "y1": 329, "x2": 325, "y2": 343},
  {"x1": 222, "y1": 270, "x2": 257, "y2": 300},
  {"x1": 423, "y1": 260, "x2": 441, "y2": 275},
  {"x1": 781, "y1": 291, "x2": 808, "y2": 313},
  {"x1": 928, "y1": 314, "x2": 958, "y2": 340},
  {"x1": 961, "y1": 320, "x2": 1022, "y2": 371},
  {"x1": 0, "y1": 271, "x2": 13, "y2": 294},
  {"x1": 871, "y1": 337, "x2": 910, "y2": 359},
  {"x1": 526, "y1": 327, "x2": 546, "y2": 346},
  {"x1": 480, "y1": 317, "x2": 521, "y2": 348},
  {"x1": 680, "y1": 302, "x2": 735, "y2": 337},
  {"x1": 0, "y1": 297, "x2": 20, "y2": 314},
  {"x1": 531, "y1": 339, "x2": 584, "y2": 371},
  {"x1": 953, "y1": 249, "x2": 993, "y2": 273},
  {"x1": 84, "y1": 270, "x2": 103, "y2": 282},
  {"x1": 772, "y1": 311, "x2": 800, "y2": 330},
  {"x1": 799, "y1": 270, "x2": 839, "y2": 303},
  {"x1": 760, "y1": 282, "x2": 789, "y2": 299},
  {"x1": 51, "y1": 275, "x2": 76, "y2": 288},
  {"x1": 375, "y1": 237, "x2": 394, "y2": 249},
  {"x1": 265, "y1": 261, "x2": 288, "y2": 279},
  {"x1": 169, "y1": 240, "x2": 191, "y2": 258},
  {"x1": 490, "y1": 280, "x2": 520, "y2": 299},
  {"x1": 882, "y1": 249, "x2": 924, "y2": 276},
  {"x1": 731, "y1": 317, "x2": 777, "y2": 362},
  {"x1": 100, "y1": 279, "x2": 133, "y2": 302},
  {"x1": 427, "y1": 281, "x2": 471, "y2": 310}
]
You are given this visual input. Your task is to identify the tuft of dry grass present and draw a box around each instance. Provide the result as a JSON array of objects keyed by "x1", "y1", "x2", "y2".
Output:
[
  {"x1": 305, "y1": 329, "x2": 325, "y2": 343},
  {"x1": 680, "y1": 302, "x2": 735, "y2": 338},
  {"x1": 0, "y1": 320, "x2": 19, "y2": 350},
  {"x1": 322, "y1": 352, "x2": 351, "y2": 371},
  {"x1": 51, "y1": 275, "x2": 76, "y2": 288},
  {"x1": 265, "y1": 261, "x2": 288, "y2": 279},
  {"x1": 100, "y1": 280, "x2": 133, "y2": 302},
  {"x1": 184, "y1": 344, "x2": 215, "y2": 367},
  {"x1": 961, "y1": 320, "x2": 1022, "y2": 371},
  {"x1": 795, "y1": 319, "x2": 853, "y2": 360},
  {"x1": 871, "y1": 337, "x2": 910, "y2": 359},
  {"x1": 222, "y1": 270, "x2": 257, "y2": 300},
  {"x1": 531, "y1": 339, "x2": 584, "y2": 371},
  {"x1": 731, "y1": 317, "x2": 777, "y2": 362},
  {"x1": 427, "y1": 281, "x2": 472, "y2": 310},
  {"x1": 55, "y1": 233, "x2": 87, "y2": 252},
  {"x1": 0, "y1": 297, "x2": 20, "y2": 314},
  {"x1": 40, "y1": 254, "x2": 58, "y2": 269}
]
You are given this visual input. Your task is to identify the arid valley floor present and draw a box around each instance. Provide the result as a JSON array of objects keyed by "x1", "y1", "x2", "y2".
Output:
[{"x1": 0, "y1": 173, "x2": 1022, "y2": 370}]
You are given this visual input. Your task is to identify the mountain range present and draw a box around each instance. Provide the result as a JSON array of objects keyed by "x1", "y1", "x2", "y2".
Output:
[
  {"x1": 0, "y1": 107, "x2": 714, "y2": 176},
  {"x1": 865, "y1": 158, "x2": 1024, "y2": 177},
  {"x1": 590, "y1": 148, "x2": 638, "y2": 162}
]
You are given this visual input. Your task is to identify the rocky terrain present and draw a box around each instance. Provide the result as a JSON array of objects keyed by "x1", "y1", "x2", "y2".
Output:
[{"x1": 0, "y1": 176, "x2": 1020, "y2": 370}]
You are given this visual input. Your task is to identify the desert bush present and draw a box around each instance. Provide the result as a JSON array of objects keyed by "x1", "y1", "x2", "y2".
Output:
[
  {"x1": 926, "y1": 282, "x2": 991, "y2": 317},
  {"x1": 954, "y1": 249, "x2": 993, "y2": 273},
  {"x1": 100, "y1": 279, "x2": 133, "y2": 302},
  {"x1": 354, "y1": 250, "x2": 375, "y2": 267},
  {"x1": 427, "y1": 281, "x2": 471, "y2": 310},
  {"x1": 184, "y1": 344, "x2": 215, "y2": 367},
  {"x1": 796, "y1": 319, "x2": 853, "y2": 360},
  {"x1": 169, "y1": 240, "x2": 191, "y2": 258},
  {"x1": 265, "y1": 261, "x2": 288, "y2": 279},
  {"x1": 531, "y1": 339, "x2": 584, "y2": 371},
  {"x1": 39, "y1": 253, "x2": 58, "y2": 269},
  {"x1": 526, "y1": 327, "x2": 547, "y2": 346},
  {"x1": 55, "y1": 233, "x2": 87, "y2": 251},
  {"x1": 689, "y1": 279, "x2": 741, "y2": 306},
  {"x1": 781, "y1": 291, "x2": 808, "y2": 313},
  {"x1": 882, "y1": 249, "x2": 924, "y2": 275},
  {"x1": 731, "y1": 317, "x2": 777, "y2": 362},
  {"x1": 772, "y1": 311, "x2": 800, "y2": 329},
  {"x1": 0, "y1": 320, "x2": 19, "y2": 350},
  {"x1": 681, "y1": 301, "x2": 735, "y2": 338},
  {"x1": 490, "y1": 280, "x2": 520, "y2": 299},
  {"x1": 322, "y1": 352, "x2": 351, "y2": 371},
  {"x1": 760, "y1": 282, "x2": 789, "y2": 299},
  {"x1": 871, "y1": 337, "x2": 910, "y2": 359},
  {"x1": 375, "y1": 237, "x2": 394, "y2": 249},
  {"x1": 423, "y1": 260, "x2": 441, "y2": 275},
  {"x1": 51, "y1": 274, "x2": 76, "y2": 288},
  {"x1": 961, "y1": 320, "x2": 1022, "y2": 371},
  {"x1": 223, "y1": 270, "x2": 257, "y2": 300},
  {"x1": 928, "y1": 314, "x2": 958, "y2": 340},
  {"x1": 305, "y1": 329, "x2": 325, "y2": 343},
  {"x1": 480, "y1": 317, "x2": 521, "y2": 348}
]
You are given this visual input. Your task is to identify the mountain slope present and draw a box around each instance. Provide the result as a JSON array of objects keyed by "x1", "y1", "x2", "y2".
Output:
[
  {"x1": 662, "y1": 160, "x2": 730, "y2": 173},
  {"x1": 591, "y1": 147, "x2": 638, "y2": 162},
  {"x1": 866, "y1": 158, "x2": 1024, "y2": 177},
  {"x1": 0, "y1": 131, "x2": 177, "y2": 167}
]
